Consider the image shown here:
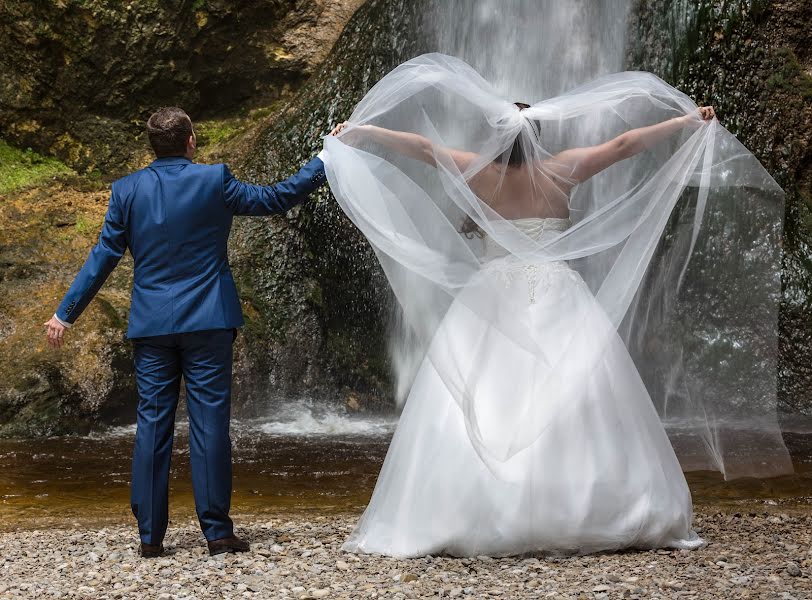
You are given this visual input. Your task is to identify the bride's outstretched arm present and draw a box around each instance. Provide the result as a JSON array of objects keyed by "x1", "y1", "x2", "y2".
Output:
[
  {"x1": 332, "y1": 122, "x2": 477, "y2": 171},
  {"x1": 546, "y1": 106, "x2": 716, "y2": 185}
]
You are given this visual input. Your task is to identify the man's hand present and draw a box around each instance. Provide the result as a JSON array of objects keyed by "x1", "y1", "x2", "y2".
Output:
[
  {"x1": 44, "y1": 315, "x2": 67, "y2": 349},
  {"x1": 329, "y1": 122, "x2": 349, "y2": 136}
]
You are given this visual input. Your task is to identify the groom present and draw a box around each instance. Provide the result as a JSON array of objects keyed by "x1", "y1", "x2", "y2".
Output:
[{"x1": 43, "y1": 107, "x2": 333, "y2": 557}]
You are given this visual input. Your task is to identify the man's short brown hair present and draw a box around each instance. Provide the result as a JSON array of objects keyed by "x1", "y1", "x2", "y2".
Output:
[{"x1": 146, "y1": 107, "x2": 193, "y2": 157}]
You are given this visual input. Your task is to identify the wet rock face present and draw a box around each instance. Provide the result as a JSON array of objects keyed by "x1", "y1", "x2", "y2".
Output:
[
  {"x1": 0, "y1": 0, "x2": 363, "y2": 175},
  {"x1": 0, "y1": 0, "x2": 368, "y2": 438},
  {"x1": 627, "y1": 0, "x2": 812, "y2": 415},
  {"x1": 0, "y1": 181, "x2": 137, "y2": 437},
  {"x1": 0, "y1": 0, "x2": 427, "y2": 436},
  {"x1": 228, "y1": 0, "x2": 428, "y2": 413},
  {"x1": 6, "y1": 0, "x2": 807, "y2": 437}
]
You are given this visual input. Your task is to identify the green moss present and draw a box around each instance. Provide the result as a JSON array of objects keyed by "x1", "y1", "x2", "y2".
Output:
[
  {"x1": 94, "y1": 295, "x2": 127, "y2": 330},
  {"x1": 0, "y1": 139, "x2": 73, "y2": 194},
  {"x1": 767, "y1": 47, "x2": 812, "y2": 99},
  {"x1": 194, "y1": 101, "x2": 291, "y2": 164},
  {"x1": 324, "y1": 327, "x2": 390, "y2": 392},
  {"x1": 195, "y1": 119, "x2": 240, "y2": 148},
  {"x1": 74, "y1": 214, "x2": 96, "y2": 235},
  {"x1": 248, "y1": 106, "x2": 276, "y2": 120}
]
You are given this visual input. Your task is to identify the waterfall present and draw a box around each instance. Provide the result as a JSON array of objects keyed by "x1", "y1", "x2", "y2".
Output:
[
  {"x1": 389, "y1": 0, "x2": 631, "y2": 405},
  {"x1": 428, "y1": 0, "x2": 630, "y2": 100}
]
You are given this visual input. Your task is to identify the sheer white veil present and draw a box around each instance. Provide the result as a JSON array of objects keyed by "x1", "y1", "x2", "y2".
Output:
[{"x1": 323, "y1": 53, "x2": 792, "y2": 480}]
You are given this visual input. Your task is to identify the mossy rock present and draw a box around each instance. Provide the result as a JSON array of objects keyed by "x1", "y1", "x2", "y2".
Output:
[
  {"x1": 0, "y1": 0, "x2": 421, "y2": 436},
  {"x1": 0, "y1": 181, "x2": 136, "y2": 437},
  {"x1": 0, "y1": 0, "x2": 364, "y2": 176},
  {"x1": 227, "y1": 0, "x2": 429, "y2": 411},
  {"x1": 0, "y1": 139, "x2": 73, "y2": 194},
  {"x1": 627, "y1": 0, "x2": 812, "y2": 414}
]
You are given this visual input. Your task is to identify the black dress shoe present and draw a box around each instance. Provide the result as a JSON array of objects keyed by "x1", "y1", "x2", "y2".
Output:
[
  {"x1": 139, "y1": 542, "x2": 164, "y2": 558},
  {"x1": 207, "y1": 535, "x2": 250, "y2": 556}
]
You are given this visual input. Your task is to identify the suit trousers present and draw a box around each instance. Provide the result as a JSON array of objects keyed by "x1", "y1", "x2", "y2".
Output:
[{"x1": 130, "y1": 328, "x2": 236, "y2": 544}]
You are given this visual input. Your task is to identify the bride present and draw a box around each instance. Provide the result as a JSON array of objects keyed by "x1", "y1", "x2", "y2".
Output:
[{"x1": 320, "y1": 54, "x2": 789, "y2": 557}]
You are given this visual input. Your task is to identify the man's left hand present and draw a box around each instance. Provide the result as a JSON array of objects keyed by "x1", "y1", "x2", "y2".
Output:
[{"x1": 44, "y1": 315, "x2": 67, "y2": 349}]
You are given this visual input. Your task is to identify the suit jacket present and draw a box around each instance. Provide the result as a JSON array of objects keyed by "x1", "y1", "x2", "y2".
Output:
[{"x1": 56, "y1": 155, "x2": 327, "y2": 338}]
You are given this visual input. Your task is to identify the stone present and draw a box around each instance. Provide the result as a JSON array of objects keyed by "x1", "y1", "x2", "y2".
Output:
[{"x1": 0, "y1": 509, "x2": 808, "y2": 598}]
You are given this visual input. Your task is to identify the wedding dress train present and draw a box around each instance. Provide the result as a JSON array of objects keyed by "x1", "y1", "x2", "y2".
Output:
[{"x1": 342, "y1": 218, "x2": 704, "y2": 557}]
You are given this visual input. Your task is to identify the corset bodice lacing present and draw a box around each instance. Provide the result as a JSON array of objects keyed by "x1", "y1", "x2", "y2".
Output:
[{"x1": 482, "y1": 217, "x2": 577, "y2": 304}]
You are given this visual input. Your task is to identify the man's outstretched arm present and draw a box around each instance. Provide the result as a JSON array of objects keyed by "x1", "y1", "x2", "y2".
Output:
[
  {"x1": 222, "y1": 153, "x2": 328, "y2": 216},
  {"x1": 45, "y1": 191, "x2": 127, "y2": 348},
  {"x1": 223, "y1": 124, "x2": 342, "y2": 216}
]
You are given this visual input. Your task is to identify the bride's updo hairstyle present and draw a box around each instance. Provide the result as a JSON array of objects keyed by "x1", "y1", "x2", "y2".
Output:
[
  {"x1": 504, "y1": 102, "x2": 532, "y2": 167},
  {"x1": 493, "y1": 102, "x2": 530, "y2": 167},
  {"x1": 461, "y1": 102, "x2": 534, "y2": 238}
]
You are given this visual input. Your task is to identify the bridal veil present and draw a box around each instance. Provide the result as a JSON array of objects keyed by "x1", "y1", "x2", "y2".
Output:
[{"x1": 323, "y1": 53, "x2": 792, "y2": 480}]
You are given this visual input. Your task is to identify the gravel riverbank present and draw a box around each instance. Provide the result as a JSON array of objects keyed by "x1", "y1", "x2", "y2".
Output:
[{"x1": 1, "y1": 508, "x2": 810, "y2": 599}]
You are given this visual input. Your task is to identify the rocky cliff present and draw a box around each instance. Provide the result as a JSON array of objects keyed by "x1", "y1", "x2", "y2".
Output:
[
  {"x1": 1, "y1": 0, "x2": 810, "y2": 436},
  {"x1": 0, "y1": 0, "x2": 370, "y2": 436},
  {"x1": 225, "y1": 0, "x2": 427, "y2": 413},
  {"x1": 628, "y1": 0, "x2": 812, "y2": 415},
  {"x1": 0, "y1": 0, "x2": 362, "y2": 175}
]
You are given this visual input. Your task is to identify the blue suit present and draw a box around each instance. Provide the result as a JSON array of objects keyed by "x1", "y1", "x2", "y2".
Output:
[{"x1": 56, "y1": 155, "x2": 327, "y2": 544}]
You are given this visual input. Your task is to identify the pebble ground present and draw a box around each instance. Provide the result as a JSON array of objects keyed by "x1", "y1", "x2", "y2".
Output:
[{"x1": 0, "y1": 508, "x2": 810, "y2": 599}]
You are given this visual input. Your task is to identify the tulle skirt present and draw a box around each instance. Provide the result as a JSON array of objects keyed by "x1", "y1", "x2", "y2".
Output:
[{"x1": 343, "y1": 258, "x2": 704, "y2": 557}]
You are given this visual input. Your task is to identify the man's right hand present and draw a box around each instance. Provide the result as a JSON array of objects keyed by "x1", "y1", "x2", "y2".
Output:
[
  {"x1": 329, "y1": 122, "x2": 349, "y2": 136},
  {"x1": 44, "y1": 315, "x2": 68, "y2": 349}
]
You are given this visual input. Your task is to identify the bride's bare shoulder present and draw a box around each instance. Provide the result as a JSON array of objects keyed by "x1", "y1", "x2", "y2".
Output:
[{"x1": 534, "y1": 157, "x2": 578, "y2": 195}]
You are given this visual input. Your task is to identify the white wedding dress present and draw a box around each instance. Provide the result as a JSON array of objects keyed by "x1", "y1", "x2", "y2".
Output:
[
  {"x1": 324, "y1": 53, "x2": 790, "y2": 557},
  {"x1": 342, "y1": 217, "x2": 704, "y2": 557}
]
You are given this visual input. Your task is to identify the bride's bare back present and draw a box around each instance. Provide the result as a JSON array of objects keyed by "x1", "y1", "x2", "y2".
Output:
[{"x1": 467, "y1": 160, "x2": 573, "y2": 220}]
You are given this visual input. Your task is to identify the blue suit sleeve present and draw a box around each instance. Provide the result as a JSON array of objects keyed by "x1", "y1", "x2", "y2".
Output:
[
  {"x1": 222, "y1": 156, "x2": 327, "y2": 216},
  {"x1": 55, "y1": 191, "x2": 127, "y2": 325}
]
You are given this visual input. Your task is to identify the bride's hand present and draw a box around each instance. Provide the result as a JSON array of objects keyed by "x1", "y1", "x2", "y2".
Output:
[
  {"x1": 679, "y1": 106, "x2": 716, "y2": 127},
  {"x1": 329, "y1": 122, "x2": 373, "y2": 144}
]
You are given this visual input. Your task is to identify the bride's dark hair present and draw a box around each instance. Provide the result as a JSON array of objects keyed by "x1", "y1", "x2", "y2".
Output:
[
  {"x1": 460, "y1": 102, "x2": 532, "y2": 239},
  {"x1": 505, "y1": 102, "x2": 532, "y2": 167}
]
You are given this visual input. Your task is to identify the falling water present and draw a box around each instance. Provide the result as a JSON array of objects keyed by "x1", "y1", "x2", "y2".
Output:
[
  {"x1": 428, "y1": 0, "x2": 630, "y2": 100},
  {"x1": 389, "y1": 0, "x2": 631, "y2": 404}
]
